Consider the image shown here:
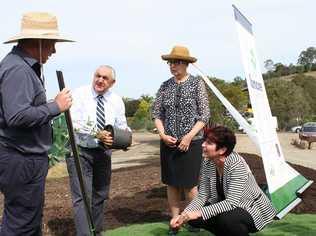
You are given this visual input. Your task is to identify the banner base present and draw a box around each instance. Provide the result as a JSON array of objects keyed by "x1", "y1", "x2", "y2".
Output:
[
  {"x1": 275, "y1": 180, "x2": 314, "y2": 219},
  {"x1": 297, "y1": 180, "x2": 314, "y2": 196},
  {"x1": 275, "y1": 198, "x2": 301, "y2": 219}
]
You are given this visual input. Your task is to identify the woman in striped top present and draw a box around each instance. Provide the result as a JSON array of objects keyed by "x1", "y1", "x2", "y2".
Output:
[{"x1": 170, "y1": 126, "x2": 276, "y2": 236}]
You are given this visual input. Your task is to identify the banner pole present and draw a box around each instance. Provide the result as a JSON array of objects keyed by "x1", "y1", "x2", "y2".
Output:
[
  {"x1": 56, "y1": 70, "x2": 96, "y2": 236},
  {"x1": 192, "y1": 63, "x2": 259, "y2": 146}
]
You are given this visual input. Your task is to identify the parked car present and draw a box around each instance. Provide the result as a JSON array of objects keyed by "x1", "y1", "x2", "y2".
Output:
[
  {"x1": 291, "y1": 125, "x2": 302, "y2": 133},
  {"x1": 299, "y1": 122, "x2": 316, "y2": 149},
  {"x1": 300, "y1": 122, "x2": 316, "y2": 135}
]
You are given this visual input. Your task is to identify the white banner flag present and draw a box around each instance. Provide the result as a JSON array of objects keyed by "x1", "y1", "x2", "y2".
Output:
[{"x1": 231, "y1": 5, "x2": 312, "y2": 218}]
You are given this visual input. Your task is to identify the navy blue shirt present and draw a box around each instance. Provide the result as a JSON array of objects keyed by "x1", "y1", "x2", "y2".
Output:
[{"x1": 0, "y1": 46, "x2": 60, "y2": 154}]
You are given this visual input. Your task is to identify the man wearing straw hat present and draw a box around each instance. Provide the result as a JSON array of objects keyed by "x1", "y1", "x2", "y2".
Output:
[{"x1": 0, "y1": 12, "x2": 73, "y2": 235}]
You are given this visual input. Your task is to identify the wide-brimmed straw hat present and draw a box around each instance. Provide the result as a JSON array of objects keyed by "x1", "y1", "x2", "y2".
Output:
[
  {"x1": 161, "y1": 45, "x2": 197, "y2": 63},
  {"x1": 4, "y1": 12, "x2": 74, "y2": 44}
]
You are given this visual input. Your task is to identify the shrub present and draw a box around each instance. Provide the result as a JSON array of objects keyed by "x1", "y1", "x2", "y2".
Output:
[{"x1": 48, "y1": 114, "x2": 68, "y2": 167}]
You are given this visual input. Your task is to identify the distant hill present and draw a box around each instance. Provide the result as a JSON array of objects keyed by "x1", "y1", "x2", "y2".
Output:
[{"x1": 278, "y1": 71, "x2": 316, "y2": 81}]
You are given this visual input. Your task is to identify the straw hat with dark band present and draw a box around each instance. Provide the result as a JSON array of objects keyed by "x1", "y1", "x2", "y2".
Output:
[
  {"x1": 161, "y1": 45, "x2": 197, "y2": 63},
  {"x1": 4, "y1": 12, "x2": 74, "y2": 44}
]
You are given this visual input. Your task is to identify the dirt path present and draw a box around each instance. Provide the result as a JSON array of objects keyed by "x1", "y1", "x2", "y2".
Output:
[
  {"x1": 110, "y1": 131, "x2": 316, "y2": 171},
  {"x1": 47, "y1": 131, "x2": 316, "y2": 179},
  {"x1": 235, "y1": 132, "x2": 316, "y2": 170}
]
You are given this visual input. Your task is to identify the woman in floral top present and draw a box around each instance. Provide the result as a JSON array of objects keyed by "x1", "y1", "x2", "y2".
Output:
[{"x1": 153, "y1": 45, "x2": 210, "y2": 235}]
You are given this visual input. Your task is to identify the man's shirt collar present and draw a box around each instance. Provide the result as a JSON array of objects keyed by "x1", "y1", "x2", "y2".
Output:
[
  {"x1": 91, "y1": 87, "x2": 112, "y2": 100},
  {"x1": 12, "y1": 46, "x2": 38, "y2": 67}
]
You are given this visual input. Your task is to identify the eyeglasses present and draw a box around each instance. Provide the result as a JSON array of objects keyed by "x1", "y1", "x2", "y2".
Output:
[{"x1": 167, "y1": 60, "x2": 188, "y2": 65}]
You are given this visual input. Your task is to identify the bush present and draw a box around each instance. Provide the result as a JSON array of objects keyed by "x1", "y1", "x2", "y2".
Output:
[
  {"x1": 129, "y1": 99, "x2": 154, "y2": 131},
  {"x1": 130, "y1": 116, "x2": 155, "y2": 131},
  {"x1": 130, "y1": 117, "x2": 146, "y2": 130},
  {"x1": 265, "y1": 78, "x2": 312, "y2": 130},
  {"x1": 48, "y1": 114, "x2": 68, "y2": 167}
]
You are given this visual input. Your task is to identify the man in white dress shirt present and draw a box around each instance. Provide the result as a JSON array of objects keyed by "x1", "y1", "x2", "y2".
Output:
[{"x1": 66, "y1": 65, "x2": 130, "y2": 235}]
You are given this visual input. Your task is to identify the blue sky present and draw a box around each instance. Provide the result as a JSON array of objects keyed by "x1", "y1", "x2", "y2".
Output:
[{"x1": 1, "y1": 0, "x2": 315, "y2": 99}]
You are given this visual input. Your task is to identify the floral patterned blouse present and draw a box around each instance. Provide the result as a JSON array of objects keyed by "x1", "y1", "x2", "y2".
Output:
[{"x1": 152, "y1": 75, "x2": 210, "y2": 139}]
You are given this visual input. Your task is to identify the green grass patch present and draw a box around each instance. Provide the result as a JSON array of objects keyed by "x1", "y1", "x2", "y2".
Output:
[
  {"x1": 105, "y1": 222, "x2": 212, "y2": 235},
  {"x1": 104, "y1": 214, "x2": 316, "y2": 236},
  {"x1": 252, "y1": 214, "x2": 316, "y2": 236}
]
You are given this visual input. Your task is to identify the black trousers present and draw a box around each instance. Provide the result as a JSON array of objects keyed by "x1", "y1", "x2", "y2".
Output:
[
  {"x1": 0, "y1": 146, "x2": 48, "y2": 236},
  {"x1": 188, "y1": 207, "x2": 258, "y2": 236},
  {"x1": 66, "y1": 147, "x2": 111, "y2": 236}
]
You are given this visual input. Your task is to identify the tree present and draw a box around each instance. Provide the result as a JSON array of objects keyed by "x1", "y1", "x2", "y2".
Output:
[
  {"x1": 203, "y1": 76, "x2": 248, "y2": 130},
  {"x1": 292, "y1": 75, "x2": 316, "y2": 114},
  {"x1": 123, "y1": 97, "x2": 140, "y2": 117},
  {"x1": 295, "y1": 65, "x2": 305, "y2": 74},
  {"x1": 133, "y1": 100, "x2": 151, "y2": 120},
  {"x1": 140, "y1": 94, "x2": 154, "y2": 104},
  {"x1": 274, "y1": 63, "x2": 290, "y2": 76},
  {"x1": 231, "y1": 76, "x2": 246, "y2": 88},
  {"x1": 264, "y1": 59, "x2": 275, "y2": 72},
  {"x1": 265, "y1": 78, "x2": 312, "y2": 129},
  {"x1": 288, "y1": 63, "x2": 297, "y2": 75},
  {"x1": 130, "y1": 98, "x2": 154, "y2": 130},
  {"x1": 297, "y1": 47, "x2": 316, "y2": 71}
]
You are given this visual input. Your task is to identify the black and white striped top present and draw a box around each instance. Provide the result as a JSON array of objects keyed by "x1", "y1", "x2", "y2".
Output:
[{"x1": 184, "y1": 152, "x2": 276, "y2": 230}]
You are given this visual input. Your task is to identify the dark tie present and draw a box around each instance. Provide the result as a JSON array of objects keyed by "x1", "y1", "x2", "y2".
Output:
[{"x1": 96, "y1": 95, "x2": 106, "y2": 130}]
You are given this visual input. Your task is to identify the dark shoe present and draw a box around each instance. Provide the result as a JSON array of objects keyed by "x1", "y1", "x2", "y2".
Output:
[
  {"x1": 185, "y1": 224, "x2": 201, "y2": 233},
  {"x1": 168, "y1": 227, "x2": 178, "y2": 235}
]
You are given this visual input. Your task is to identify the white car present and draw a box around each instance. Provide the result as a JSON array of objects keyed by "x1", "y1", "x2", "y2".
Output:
[{"x1": 291, "y1": 125, "x2": 302, "y2": 133}]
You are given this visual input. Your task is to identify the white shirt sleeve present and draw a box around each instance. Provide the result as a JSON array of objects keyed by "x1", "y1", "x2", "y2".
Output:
[{"x1": 114, "y1": 96, "x2": 131, "y2": 131}]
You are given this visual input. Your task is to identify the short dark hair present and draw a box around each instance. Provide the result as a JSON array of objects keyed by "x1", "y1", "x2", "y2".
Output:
[
  {"x1": 17, "y1": 39, "x2": 38, "y2": 47},
  {"x1": 204, "y1": 126, "x2": 236, "y2": 156}
]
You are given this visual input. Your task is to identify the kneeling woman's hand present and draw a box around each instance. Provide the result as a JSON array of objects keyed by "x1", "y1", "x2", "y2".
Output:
[
  {"x1": 184, "y1": 210, "x2": 202, "y2": 221},
  {"x1": 170, "y1": 215, "x2": 183, "y2": 229},
  {"x1": 170, "y1": 210, "x2": 202, "y2": 229}
]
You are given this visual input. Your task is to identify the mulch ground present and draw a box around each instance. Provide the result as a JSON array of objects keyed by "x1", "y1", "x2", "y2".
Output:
[{"x1": 1, "y1": 153, "x2": 316, "y2": 235}]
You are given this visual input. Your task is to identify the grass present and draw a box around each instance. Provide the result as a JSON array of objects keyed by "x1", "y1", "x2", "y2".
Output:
[
  {"x1": 104, "y1": 214, "x2": 316, "y2": 236},
  {"x1": 252, "y1": 214, "x2": 316, "y2": 236},
  {"x1": 105, "y1": 222, "x2": 212, "y2": 236}
]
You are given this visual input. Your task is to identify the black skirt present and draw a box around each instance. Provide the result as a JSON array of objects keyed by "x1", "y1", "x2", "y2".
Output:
[{"x1": 160, "y1": 139, "x2": 203, "y2": 188}]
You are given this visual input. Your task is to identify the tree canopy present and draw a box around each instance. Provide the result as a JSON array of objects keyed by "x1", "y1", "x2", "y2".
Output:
[
  {"x1": 265, "y1": 78, "x2": 312, "y2": 129},
  {"x1": 203, "y1": 76, "x2": 248, "y2": 129},
  {"x1": 297, "y1": 47, "x2": 316, "y2": 70},
  {"x1": 292, "y1": 75, "x2": 316, "y2": 115}
]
